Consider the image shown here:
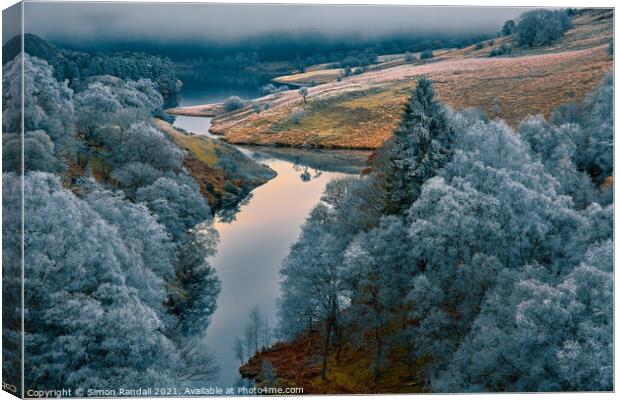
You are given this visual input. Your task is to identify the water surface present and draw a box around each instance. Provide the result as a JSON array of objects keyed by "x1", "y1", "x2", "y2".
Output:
[{"x1": 171, "y1": 71, "x2": 367, "y2": 388}]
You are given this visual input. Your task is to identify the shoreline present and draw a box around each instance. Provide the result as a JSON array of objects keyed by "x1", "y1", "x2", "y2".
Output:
[
  {"x1": 164, "y1": 108, "x2": 381, "y2": 151},
  {"x1": 165, "y1": 102, "x2": 224, "y2": 117}
]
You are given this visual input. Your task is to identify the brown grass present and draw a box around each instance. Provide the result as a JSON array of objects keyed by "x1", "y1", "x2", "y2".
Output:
[
  {"x1": 153, "y1": 118, "x2": 276, "y2": 208},
  {"x1": 166, "y1": 102, "x2": 225, "y2": 117},
  {"x1": 206, "y1": 45, "x2": 611, "y2": 149},
  {"x1": 153, "y1": 118, "x2": 228, "y2": 205},
  {"x1": 273, "y1": 68, "x2": 344, "y2": 86},
  {"x1": 169, "y1": 9, "x2": 613, "y2": 150},
  {"x1": 240, "y1": 325, "x2": 428, "y2": 394}
]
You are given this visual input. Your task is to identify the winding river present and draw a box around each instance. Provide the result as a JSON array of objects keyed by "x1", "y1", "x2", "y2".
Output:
[{"x1": 170, "y1": 70, "x2": 369, "y2": 388}]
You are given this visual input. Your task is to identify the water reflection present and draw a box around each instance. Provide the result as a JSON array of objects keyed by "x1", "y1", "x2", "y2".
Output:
[
  {"x1": 297, "y1": 165, "x2": 321, "y2": 182},
  {"x1": 170, "y1": 115, "x2": 216, "y2": 138},
  {"x1": 241, "y1": 145, "x2": 371, "y2": 176},
  {"x1": 204, "y1": 158, "x2": 353, "y2": 387},
  {"x1": 168, "y1": 73, "x2": 371, "y2": 388},
  {"x1": 216, "y1": 193, "x2": 253, "y2": 224}
]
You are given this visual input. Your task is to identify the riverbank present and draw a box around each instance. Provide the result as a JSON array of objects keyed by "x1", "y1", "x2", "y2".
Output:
[
  {"x1": 163, "y1": 70, "x2": 374, "y2": 388},
  {"x1": 165, "y1": 102, "x2": 225, "y2": 117},
  {"x1": 154, "y1": 118, "x2": 276, "y2": 210},
  {"x1": 239, "y1": 327, "x2": 427, "y2": 394}
]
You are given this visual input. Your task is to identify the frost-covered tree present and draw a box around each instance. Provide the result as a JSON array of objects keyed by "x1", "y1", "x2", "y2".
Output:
[
  {"x1": 444, "y1": 119, "x2": 581, "y2": 271},
  {"x1": 546, "y1": 73, "x2": 613, "y2": 188},
  {"x1": 380, "y1": 77, "x2": 454, "y2": 215},
  {"x1": 245, "y1": 307, "x2": 263, "y2": 354},
  {"x1": 3, "y1": 54, "x2": 77, "y2": 166},
  {"x1": 3, "y1": 131, "x2": 65, "y2": 173},
  {"x1": 434, "y1": 241, "x2": 612, "y2": 392},
  {"x1": 223, "y1": 96, "x2": 245, "y2": 112},
  {"x1": 501, "y1": 19, "x2": 516, "y2": 36},
  {"x1": 18, "y1": 172, "x2": 180, "y2": 388},
  {"x1": 112, "y1": 122, "x2": 184, "y2": 171},
  {"x1": 515, "y1": 9, "x2": 573, "y2": 47},
  {"x1": 111, "y1": 162, "x2": 163, "y2": 198},
  {"x1": 278, "y1": 203, "x2": 348, "y2": 380},
  {"x1": 234, "y1": 337, "x2": 245, "y2": 365},
  {"x1": 177, "y1": 337, "x2": 221, "y2": 382},
  {"x1": 518, "y1": 115, "x2": 593, "y2": 206},
  {"x1": 420, "y1": 50, "x2": 434, "y2": 59},
  {"x1": 74, "y1": 76, "x2": 163, "y2": 135},
  {"x1": 82, "y1": 184, "x2": 178, "y2": 311},
  {"x1": 342, "y1": 217, "x2": 414, "y2": 384},
  {"x1": 571, "y1": 73, "x2": 613, "y2": 182},
  {"x1": 299, "y1": 86, "x2": 309, "y2": 105},
  {"x1": 136, "y1": 176, "x2": 211, "y2": 241}
]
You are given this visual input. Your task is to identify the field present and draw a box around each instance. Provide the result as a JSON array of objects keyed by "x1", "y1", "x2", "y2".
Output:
[
  {"x1": 272, "y1": 68, "x2": 344, "y2": 86},
  {"x1": 167, "y1": 9, "x2": 613, "y2": 150}
]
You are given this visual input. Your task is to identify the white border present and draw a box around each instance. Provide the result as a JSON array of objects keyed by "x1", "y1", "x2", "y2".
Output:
[{"x1": 0, "y1": 2, "x2": 616, "y2": 400}]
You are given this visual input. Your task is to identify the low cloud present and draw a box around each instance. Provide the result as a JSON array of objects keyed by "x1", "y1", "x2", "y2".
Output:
[{"x1": 21, "y1": 3, "x2": 529, "y2": 44}]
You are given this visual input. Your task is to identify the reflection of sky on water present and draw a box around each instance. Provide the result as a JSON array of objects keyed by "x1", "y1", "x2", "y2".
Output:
[
  {"x1": 170, "y1": 75, "x2": 366, "y2": 389},
  {"x1": 205, "y1": 158, "x2": 350, "y2": 387}
]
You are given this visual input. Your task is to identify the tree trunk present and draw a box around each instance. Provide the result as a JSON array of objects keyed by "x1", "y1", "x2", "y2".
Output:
[
  {"x1": 321, "y1": 318, "x2": 332, "y2": 382},
  {"x1": 321, "y1": 297, "x2": 339, "y2": 381},
  {"x1": 374, "y1": 326, "x2": 383, "y2": 388},
  {"x1": 373, "y1": 295, "x2": 383, "y2": 390},
  {"x1": 334, "y1": 319, "x2": 343, "y2": 365}
]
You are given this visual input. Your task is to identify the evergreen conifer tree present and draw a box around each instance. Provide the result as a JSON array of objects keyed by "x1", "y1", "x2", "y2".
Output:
[{"x1": 382, "y1": 77, "x2": 454, "y2": 214}]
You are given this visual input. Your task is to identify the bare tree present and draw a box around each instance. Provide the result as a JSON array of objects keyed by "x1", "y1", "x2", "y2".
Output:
[
  {"x1": 178, "y1": 337, "x2": 221, "y2": 382},
  {"x1": 234, "y1": 336, "x2": 245, "y2": 365},
  {"x1": 262, "y1": 318, "x2": 272, "y2": 349},
  {"x1": 299, "y1": 86, "x2": 308, "y2": 105},
  {"x1": 245, "y1": 307, "x2": 263, "y2": 356}
]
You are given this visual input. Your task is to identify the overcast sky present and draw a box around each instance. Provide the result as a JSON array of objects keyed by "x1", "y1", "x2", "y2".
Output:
[{"x1": 12, "y1": 2, "x2": 532, "y2": 45}]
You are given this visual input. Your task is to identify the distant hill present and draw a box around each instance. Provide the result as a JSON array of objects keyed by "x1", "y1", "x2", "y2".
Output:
[
  {"x1": 168, "y1": 9, "x2": 613, "y2": 150},
  {"x1": 3, "y1": 33, "x2": 62, "y2": 64},
  {"x1": 3, "y1": 33, "x2": 181, "y2": 102}
]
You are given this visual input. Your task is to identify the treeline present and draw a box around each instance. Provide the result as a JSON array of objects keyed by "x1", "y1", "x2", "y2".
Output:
[
  {"x1": 180, "y1": 33, "x2": 488, "y2": 71},
  {"x1": 499, "y1": 8, "x2": 573, "y2": 47},
  {"x1": 275, "y1": 75, "x2": 613, "y2": 392},
  {"x1": 2, "y1": 51, "x2": 220, "y2": 389},
  {"x1": 471, "y1": 8, "x2": 576, "y2": 58},
  {"x1": 3, "y1": 34, "x2": 181, "y2": 103}
]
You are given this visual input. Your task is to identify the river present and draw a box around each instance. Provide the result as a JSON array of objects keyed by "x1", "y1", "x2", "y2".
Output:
[{"x1": 170, "y1": 70, "x2": 369, "y2": 389}]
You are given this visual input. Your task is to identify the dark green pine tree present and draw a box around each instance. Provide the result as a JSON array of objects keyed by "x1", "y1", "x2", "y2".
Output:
[{"x1": 382, "y1": 77, "x2": 454, "y2": 215}]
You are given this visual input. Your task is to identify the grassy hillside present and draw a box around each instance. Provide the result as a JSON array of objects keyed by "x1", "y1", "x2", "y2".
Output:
[
  {"x1": 168, "y1": 9, "x2": 612, "y2": 150},
  {"x1": 153, "y1": 118, "x2": 276, "y2": 209}
]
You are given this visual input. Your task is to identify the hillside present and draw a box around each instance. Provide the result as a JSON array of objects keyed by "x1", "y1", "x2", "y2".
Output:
[
  {"x1": 167, "y1": 9, "x2": 612, "y2": 150},
  {"x1": 237, "y1": 28, "x2": 614, "y2": 393},
  {"x1": 3, "y1": 33, "x2": 181, "y2": 102},
  {"x1": 239, "y1": 329, "x2": 427, "y2": 394},
  {"x1": 153, "y1": 118, "x2": 276, "y2": 209}
]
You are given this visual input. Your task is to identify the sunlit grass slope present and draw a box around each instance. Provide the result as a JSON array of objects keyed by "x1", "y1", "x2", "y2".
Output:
[{"x1": 168, "y1": 9, "x2": 612, "y2": 150}]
